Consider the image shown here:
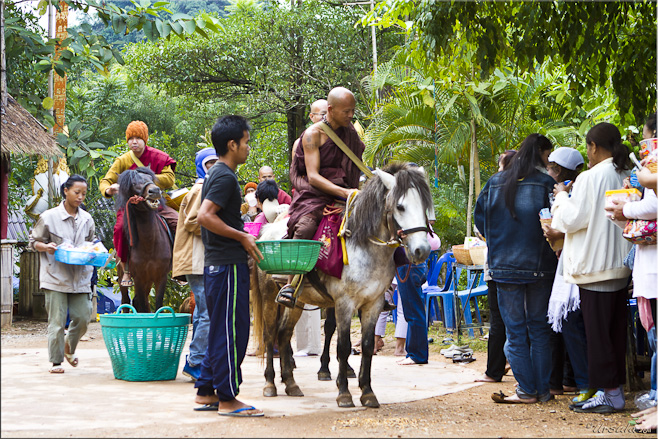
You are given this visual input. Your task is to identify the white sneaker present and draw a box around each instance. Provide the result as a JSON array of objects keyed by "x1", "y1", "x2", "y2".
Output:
[
  {"x1": 440, "y1": 344, "x2": 463, "y2": 355},
  {"x1": 444, "y1": 348, "x2": 473, "y2": 358},
  {"x1": 440, "y1": 345, "x2": 472, "y2": 357}
]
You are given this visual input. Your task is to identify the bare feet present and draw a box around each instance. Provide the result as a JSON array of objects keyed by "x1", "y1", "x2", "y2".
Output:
[
  {"x1": 397, "y1": 357, "x2": 425, "y2": 365},
  {"x1": 632, "y1": 406, "x2": 658, "y2": 418},
  {"x1": 632, "y1": 406, "x2": 657, "y2": 432},
  {"x1": 195, "y1": 394, "x2": 219, "y2": 405},
  {"x1": 394, "y1": 338, "x2": 406, "y2": 356},
  {"x1": 374, "y1": 335, "x2": 384, "y2": 353},
  {"x1": 474, "y1": 373, "x2": 498, "y2": 383}
]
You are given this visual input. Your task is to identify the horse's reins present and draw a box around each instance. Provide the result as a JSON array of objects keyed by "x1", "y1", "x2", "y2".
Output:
[{"x1": 124, "y1": 195, "x2": 145, "y2": 247}]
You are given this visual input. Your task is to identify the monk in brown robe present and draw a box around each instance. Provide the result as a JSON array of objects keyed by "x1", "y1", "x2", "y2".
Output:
[{"x1": 277, "y1": 88, "x2": 365, "y2": 307}]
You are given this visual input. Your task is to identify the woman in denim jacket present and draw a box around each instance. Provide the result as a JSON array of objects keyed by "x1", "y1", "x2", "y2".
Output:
[{"x1": 475, "y1": 133, "x2": 558, "y2": 404}]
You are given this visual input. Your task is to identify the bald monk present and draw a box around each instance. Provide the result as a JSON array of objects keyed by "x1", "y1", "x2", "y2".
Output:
[
  {"x1": 290, "y1": 99, "x2": 328, "y2": 195},
  {"x1": 258, "y1": 166, "x2": 291, "y2": 205},
  {"x1": 276, "y1": 88, "x2": 365, "y2": 307}
]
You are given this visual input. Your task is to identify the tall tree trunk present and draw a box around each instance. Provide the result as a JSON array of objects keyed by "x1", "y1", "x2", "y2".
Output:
[
  {"x1": 466, "y1": 118, "x2": 476, "y2": 238},
  {"x1": 474, "y1": 133, "x2": 481, "y2": 196},
  {"x1": 286, "y1": 102, "x2": 305, "y2": 163}
]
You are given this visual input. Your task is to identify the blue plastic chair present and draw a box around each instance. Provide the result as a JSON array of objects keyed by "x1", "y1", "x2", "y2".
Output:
[
  {"x1": 457, "y1": 271, "x2": 488, "y2": 336},
  {"x1": 422, "y1": 252, "x2": 455, "y2": 328},
  {"x1": 425, "y1": 263, "x2": 487, "y2": 337}
]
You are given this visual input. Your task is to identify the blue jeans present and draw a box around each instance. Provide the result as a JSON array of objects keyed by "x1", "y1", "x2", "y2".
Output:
[
  {"x1": 497, "y1": 279, "x2": 553, "y2": 399},
  {"x1": 561, "y1": 308, "x2": 589, "y2": 390},
  {"x1": 396, "y1": 262, "x2": 429, "y2": 364},
  {"x1": 187, "y1": 274, "x2": 209, "y2": 368}
]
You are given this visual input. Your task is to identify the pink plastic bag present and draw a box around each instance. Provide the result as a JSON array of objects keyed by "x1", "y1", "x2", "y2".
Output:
[{"x1": 313, "y1": 212, "x2": 344, "y2": 279}]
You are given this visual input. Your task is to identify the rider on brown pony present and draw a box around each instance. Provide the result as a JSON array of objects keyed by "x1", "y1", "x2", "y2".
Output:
[{"x1": 99, "y1": 120, "x2": 178, "y2": 287}]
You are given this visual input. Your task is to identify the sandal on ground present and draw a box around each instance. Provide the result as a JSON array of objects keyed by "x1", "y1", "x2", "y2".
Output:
[
  {"x1": 194, "y1": 402, "x2": 219, "y2": 412},
  {"x1": 218, "y1": 405, "x2": 264, "y2": 417},
  {"x1": 453, "y1": 352, "x2": 475, "y2": 363},
  {"x1": 276, "y1": 285, "x2": 296, "y2": 309},
  {"x1": 491, "y1": 391, "x2": 537, "y2": 404},
  {"x1": 49, "y1": 365, "x2": 65, "y2": 374},
  {"x1": 64, "y1": 342, "x2": 78, "y2": 367},
  {"x1": 120, "y1": 274, "x2": 134, "y2": 288}
]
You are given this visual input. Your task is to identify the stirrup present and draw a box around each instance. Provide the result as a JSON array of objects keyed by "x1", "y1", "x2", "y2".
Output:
[{"x1": 276, "y1": 285, "x2": 296, "y2": 309}]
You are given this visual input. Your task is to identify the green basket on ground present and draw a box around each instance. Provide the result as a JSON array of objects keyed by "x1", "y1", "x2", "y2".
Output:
[
  {"x1": 256, "y1": 239, "x2": 323, "y2": 274},
  {"x1": 99, "y1": 305, "x2": 190, "y2": 382}
]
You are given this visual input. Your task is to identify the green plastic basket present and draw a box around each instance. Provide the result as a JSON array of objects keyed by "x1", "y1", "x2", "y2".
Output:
[
  {"x1": 256, "y1": 239, "x2": 323, "y2": 274},
  {"x1": 99, "y1": 305, "x2": 190, "y2": 382}
]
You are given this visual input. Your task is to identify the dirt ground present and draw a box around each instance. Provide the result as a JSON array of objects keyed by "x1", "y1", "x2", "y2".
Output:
[{"x1": 1, "y1": 317, "x2": 651, "y2": 438}]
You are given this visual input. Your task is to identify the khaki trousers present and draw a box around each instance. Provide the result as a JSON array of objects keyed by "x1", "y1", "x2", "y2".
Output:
[{"x1": 45, "y1": 290, "x2": 92, "y2": 364}]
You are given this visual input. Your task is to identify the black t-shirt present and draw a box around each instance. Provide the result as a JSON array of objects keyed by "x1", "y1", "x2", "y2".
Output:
[{"x1": 201, "y1": 162, "x2": 247, "y2": 266}]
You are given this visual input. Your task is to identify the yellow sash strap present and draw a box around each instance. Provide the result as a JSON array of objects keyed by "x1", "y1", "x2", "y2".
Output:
[{"x1": 338, "y1": 190, "x2": 359, "y2": 265}]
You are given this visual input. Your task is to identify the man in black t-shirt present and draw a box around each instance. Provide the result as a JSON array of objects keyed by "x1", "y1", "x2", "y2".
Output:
[{"x1": 194, "y1": 115, "x2": 264, "y2": 417}]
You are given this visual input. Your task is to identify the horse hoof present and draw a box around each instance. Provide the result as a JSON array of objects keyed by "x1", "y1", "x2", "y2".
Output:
[
  {"x1": 337, "y1": 395, "x2": 355, "y2": 408},
  {"x1": 264, "y1": 385, "x2": 277, "y2": 397},
  {"x1": 318, "y1": 371, "x2": 332, "y2": 381},
  {"x1": 285, "y1": 384, "x2": 304, "y2": 397},
  {"x1": 360, "y1": 393, "x2": 380, "y2": 408},
  {"x1": 347, "y1": 369, "x2": 356, "y2": 379}
]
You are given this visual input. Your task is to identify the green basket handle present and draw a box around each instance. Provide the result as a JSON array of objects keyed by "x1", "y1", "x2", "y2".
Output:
[
  {"x1": 115, "y1": 304, "x2": 137, "y2": 314},
  {"x1": 154, "y1": 306, "x2": 176, "y2": 318}
]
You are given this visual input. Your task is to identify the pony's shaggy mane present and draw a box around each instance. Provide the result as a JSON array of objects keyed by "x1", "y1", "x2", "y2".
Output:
[{"x1": 349, "y1": 162, "x2": 432, "y2": 247}]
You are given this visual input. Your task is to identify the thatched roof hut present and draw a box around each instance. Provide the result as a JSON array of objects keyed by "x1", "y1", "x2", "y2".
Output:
[{"x1": 1, "y1": 94, "x2": 60, "y2": 157}]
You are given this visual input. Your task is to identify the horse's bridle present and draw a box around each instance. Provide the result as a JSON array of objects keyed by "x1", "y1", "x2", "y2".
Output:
[{"x1": 124, "y1": 177, "x2": 161, "y2": 247}]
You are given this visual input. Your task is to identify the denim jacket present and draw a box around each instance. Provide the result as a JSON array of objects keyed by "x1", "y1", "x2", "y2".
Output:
[{"x1": 474, "y1": 171, "x2": 558, "y2": 282}]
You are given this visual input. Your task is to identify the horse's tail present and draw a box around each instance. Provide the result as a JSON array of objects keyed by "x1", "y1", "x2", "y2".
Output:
[{"x1": 250, "y1": 263, "x2": 265, "y2": 359}]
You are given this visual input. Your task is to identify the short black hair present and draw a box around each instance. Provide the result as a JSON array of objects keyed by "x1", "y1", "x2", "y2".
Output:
[
  {"x1": 60, "y1": 174, "x2": 87, "y2": 197},
  {"x1": 256, "y1": 179, "x2": 279, "y2": 203},
  {"x1": 211, "y1": 115, "x2": 251, "y2": 157}
]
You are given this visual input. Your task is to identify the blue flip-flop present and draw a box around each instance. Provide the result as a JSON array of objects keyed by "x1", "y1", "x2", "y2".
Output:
[
  {"x1": 218, "y1": 405, "x2": 264, "y2": 417},
  {"x1": 193, "y1": 402, "x2": 219, "y2": 412}
]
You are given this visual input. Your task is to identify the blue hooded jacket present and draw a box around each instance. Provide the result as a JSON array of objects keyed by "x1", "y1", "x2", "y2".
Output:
[{"x1": 195, "y1": 147, "x2": 218, "y2": 182}]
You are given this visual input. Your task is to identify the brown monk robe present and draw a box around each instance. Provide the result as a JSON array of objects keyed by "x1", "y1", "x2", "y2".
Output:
[{"x1": 287, "y1": 122, "x2": 364, "y2": 239}]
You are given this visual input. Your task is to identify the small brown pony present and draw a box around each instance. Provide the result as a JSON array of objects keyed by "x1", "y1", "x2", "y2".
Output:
[{"x1": 115, "y1": 167, "x2": 172, "y2": 312}]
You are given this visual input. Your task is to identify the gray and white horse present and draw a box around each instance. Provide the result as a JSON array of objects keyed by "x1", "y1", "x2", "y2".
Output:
[{"x1": 251, "y1": 162, "x2": 432, "y2": 408}]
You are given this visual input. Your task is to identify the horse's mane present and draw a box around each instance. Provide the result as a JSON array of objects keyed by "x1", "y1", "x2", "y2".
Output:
[
  {"x1": 349, "y1": 162, "x2": 432, "y2": 247},
  {"x1": 115, "y1": 167, "x2": 158, "y2": 212}
]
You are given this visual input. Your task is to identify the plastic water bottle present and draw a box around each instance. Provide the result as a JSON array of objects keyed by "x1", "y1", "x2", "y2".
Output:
[
  {"x1": 634, "y1": 391, "x2": 657, "y2": 411},
  {"x1": 630, "y1": 168, "x2": 641, "y2": 188}
]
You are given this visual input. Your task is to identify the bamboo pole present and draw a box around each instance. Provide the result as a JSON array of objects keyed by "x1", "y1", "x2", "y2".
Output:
[
  {"x1": 1, "y1": 0, "x2": 6, "y2": 108},
  {"x1": 47, "y1": 3, "x2": 54, "y2": 207}
]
